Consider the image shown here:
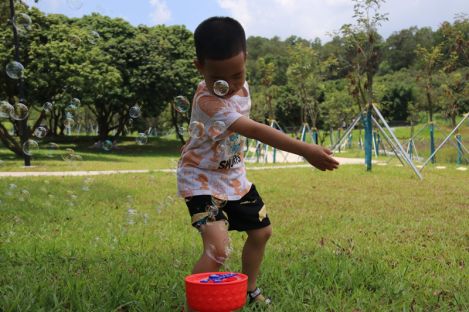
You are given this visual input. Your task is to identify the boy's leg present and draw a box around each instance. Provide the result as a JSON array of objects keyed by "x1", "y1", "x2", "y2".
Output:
[
  {"x1": 192, "y1": 220, "x2": 230, "y2": 273},
  {"x1": 242, "y1": 224, "x2": 272, "y2": 291}
]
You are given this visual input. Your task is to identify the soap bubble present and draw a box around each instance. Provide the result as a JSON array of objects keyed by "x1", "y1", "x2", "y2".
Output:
[
  {"x1": 42, "y1": 102, "x2": 53, "y2": 112},
  {"x1": 10, "y1": 103, "x2": 29, "y2": 120},
  {"x1": 207, "y1": 205, "x2": 219, "y2": 222},
  {"x1": 213, "y1": 80, "x2": 229, "y2": 97},
  {"x1": 65, "y1": 104, "x2": 78, "y2": 113},
  {"x1": 69, "y1": 34, "x2": 81, "y2": 47},
  {"x1": 129, "y1": 105, "x2": 141, "y2": 119},
  {"x1": 0, "y1": 101, "x2": 13, "y2": 119},
  {"x1": 174, "y1": 96, "x2": 190, "y2": 113},
  {"x1": 70, "y1": 98, "x2": 81, "y2": 106},
  {"x1": 207, "y1": 121, "x2": 226, "y2": 138},
  {"x1": 135, "y1": 133, "x2": 148, "y2": 145},
  {"x1": 62, "y1": 148, "x2": 82, "y2": 161},
  {"x1": 215, "y1": 141, "x2": 227, "y2": 155},
  {"x1": 67, "y1": 0, "x2": 83, "y2": 10},
  {"x1": 6, "y1": 61, "x2": 24, "y2": 79},
  {"x1": 13, "y1": 13, "x2": 32, "y2": 35},
  {"x1": 18, "y1": 189, "x2": 31, "y2": 202},
  {"x1": 88, "y1": 30, "x2": 100, "y2": 44},
  {"x1": 46, "y1": 142, "x2": 59, "y2": 158},
  {"x1": 189, "y1": 121, "x2": 205, "y2": 139},
  {"x1": 63, "y1": 117, "x2": 75, "y2": 128},
  {"x1": 22, "y1": 139, "x2": 39, "y2": 156},
  {"x1": 102, "y1": 140, "x2": 113, "y2": 151},
  {"x1": 33, "y1": 126, "x2": 48, "y2": 139},
  {"x1": 211, "y1": 194, "x2": 228, "y2": 208}
]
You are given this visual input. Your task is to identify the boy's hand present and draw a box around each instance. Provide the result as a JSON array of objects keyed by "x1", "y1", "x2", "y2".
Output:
[{"x1": 302, "y1": 144, "x2": 339, "y2": 171}]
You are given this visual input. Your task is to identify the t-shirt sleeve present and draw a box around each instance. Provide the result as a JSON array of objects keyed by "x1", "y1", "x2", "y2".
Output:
[{"x1": 197, "y1": 94, "x2": 243, "y2": 141}]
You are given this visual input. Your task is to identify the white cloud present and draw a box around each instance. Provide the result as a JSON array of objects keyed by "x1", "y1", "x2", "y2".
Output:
[
  {"x1": 216, "y1": 0, "x2": 469, "y2": 41},
  {"x1": 149, "y1": 0, "x2": 171, "y2": 25},
  {"x1": 217, "y1": 0, "x2": 354, "y2": 41}
]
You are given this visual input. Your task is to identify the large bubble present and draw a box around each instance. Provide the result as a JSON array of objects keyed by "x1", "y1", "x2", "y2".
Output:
[
  {"x1": 33, "y1": 126, "x2": 48, "y2": 139},
  {"x1": 69, "y1": 34, "x2": 82, "y2": 48},
  {"x1": 129, "y1": 105, "x2": 141, "y2": 119},
  {"x1": 22, "y1": 139, "x2": 39, "y2": 156},
  {"x1": 67, "y1": 0, "x2": 83, "y2": 10},
  {"x1": 207, "y1": 120, "x2": 226, "y2": 139},
  {"x1": 0, "y1": 101, "x2": 13, "y2": 119},
  {"x1": 13, "y1": 13, "x2": 32, "y2": 36},
  {"x1": 6, "y1": 61, "x2": 24, "y2": 79},
  {"x1": 189, "y1": 121, "x2": 205, "y2": 139},
  {"x1": 42, "y1": 102, "x2": 53, "y2": 112},
  {"x1": 102, "y1": 140, "x2": 113, "y2": 151},
  {"x1": 88, "y1": 30, "x2": 100, "y2": 44},
  {"x1": 46, "y1": 142, "x2": 59, "y2": 158},
  {"x1": 213, "y1": 80, "x2": 229, "y2": 97},
  {"x1": 174, "y1": 96, "x2": 190, "y2": 113},
  {"x1": 135, "y1": 133, "x2": 148, "y2": 145},
  {"x1": 10, "y1": 103, "x2": 29, "y2": 120}
]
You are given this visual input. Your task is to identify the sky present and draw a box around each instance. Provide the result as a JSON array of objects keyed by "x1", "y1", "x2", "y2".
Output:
[{"x1": 24, "y1": 0, "x2": 469, "y2": 42}]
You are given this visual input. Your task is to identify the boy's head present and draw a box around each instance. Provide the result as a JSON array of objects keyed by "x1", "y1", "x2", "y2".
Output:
[{"x1": 194, "y1": 17, "x2": 247, "y2": 98}]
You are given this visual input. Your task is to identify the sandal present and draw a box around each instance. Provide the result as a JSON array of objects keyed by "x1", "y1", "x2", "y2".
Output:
[{"x1": 248, "y1": 287, "x2": 272, "y2": 305}]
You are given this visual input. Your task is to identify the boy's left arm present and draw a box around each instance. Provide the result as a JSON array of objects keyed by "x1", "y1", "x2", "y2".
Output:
[{"x1": 229, "y1": 116, "x2": 339, "y2": 171}]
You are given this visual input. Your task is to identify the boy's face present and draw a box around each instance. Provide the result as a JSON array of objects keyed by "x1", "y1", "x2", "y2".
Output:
[{"x1": 195, "y1": 52, "x2": 246, "y2": 98}]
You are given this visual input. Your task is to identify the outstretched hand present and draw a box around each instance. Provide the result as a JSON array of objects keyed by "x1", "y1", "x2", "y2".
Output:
[{"x1": 302, "y1": 144, "x2": 340, "y2": 171}]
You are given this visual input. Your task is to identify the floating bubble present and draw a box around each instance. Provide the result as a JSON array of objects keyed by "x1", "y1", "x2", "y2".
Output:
[
  {"x1": 33, "y1": 126, "x2": 48, "y2": 139},
  {"x1": 0, "y1": 101, "x2": 13, "y2": 119},
  {"x1": 63, "y1": 117, "x2": 75, "y2": 128},
  {"x1": 135, "y1": 133, "x2": 148, "y2": 145},
  {"x1": 70, "y1": 98, "x2": 81, "y2": 106},
  {"x1": 67, "y1": 0, "x2": 83, "y2": 10},
  {"x1": 207, "y1": 205, "x2": 219, "y2": 221},
  {"x1": 215, "y1": 141, "x2": 227, "y2": 155},
  {"x1": 88, "y1": 30, "x2": 100, "y2": 44},
  {"x1": 18, "y1": 189, "x2": 31, "y2": 202},
  {"x1": 177, "y1": 126, "x2": 185, "y2": 136},
  {"x1": 207, "y1": 121, "x2": 226, "y2": 138},
  {"x1": 6, "y1": 61, "x2": 24, "y2": 79},
  {"x1": 13, "y1": 13, "x2": 32, "y2": 35},
  {"x1": 213, "y1": 80, "x2": 229, "y2": 97},
  {"x1": 174, "y1": 96, "x2": 190, "y2": 113},
  {"x1": 62, "y1": 148, "x2": 76, "y2": 161},
  {"x1": 69, "y1": 34, "x2": 82, "y2": 47},
  {"x1": 102, "y1": 140, "x2": 113, "y2": 151},
  {"x1": 22, "y1": 139, "x2": 39, "y2": 156},
  {"x1": 42, "y1": 102, "x2": 53, "y2": 112},
  {"x1": 129, "y1": 105, "x2": 141, "y2": 119},
  {"x1": 65, "y1": 104, "x2": 78, "y2": 113},
  {"x1": 10, "y1": 103, "x2": 29, "y2": 120},
  {"x1": 211, "y1": 194, "x2": 228, "y2": 208},
  {"x1": 45, "y1": 142, "x2": 59, "y2": 158},
  {"x1": 189, "y1": 121, "x2": 204, "y2": 139}
]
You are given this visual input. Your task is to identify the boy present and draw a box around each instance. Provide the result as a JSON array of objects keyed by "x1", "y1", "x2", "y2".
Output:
[{"x1": 177, "y1": 16, "x2": 339, "y2": 310}]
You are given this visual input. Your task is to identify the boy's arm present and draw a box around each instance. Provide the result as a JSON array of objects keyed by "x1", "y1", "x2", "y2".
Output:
[{"x1": 229, "y1": 116, "x2": 339, "y2": 171}]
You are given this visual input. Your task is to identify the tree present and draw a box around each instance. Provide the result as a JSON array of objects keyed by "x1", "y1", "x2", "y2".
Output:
[{"x1": 340, "y1": 0, "x2": 387, "y2": 171}]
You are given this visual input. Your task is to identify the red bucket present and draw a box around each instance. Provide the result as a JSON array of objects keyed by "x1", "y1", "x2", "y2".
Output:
[{"x1": 185, "y1": 272, "x2": 248, "y2": 312}]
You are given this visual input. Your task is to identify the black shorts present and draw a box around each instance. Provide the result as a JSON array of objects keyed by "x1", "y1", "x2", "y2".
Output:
[{"x1": 185, "y1": 184, "x2": 271, "y2": 232}]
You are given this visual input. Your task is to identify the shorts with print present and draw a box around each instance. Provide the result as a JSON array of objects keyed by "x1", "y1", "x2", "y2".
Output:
[{"x1": 185, "y1": 184, "x2": 270, "y2": 232}]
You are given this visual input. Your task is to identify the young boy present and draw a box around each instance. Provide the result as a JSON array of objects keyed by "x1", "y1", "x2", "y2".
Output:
[{"x1": 177, "y1": 16, "x2": 339, "y2": 309}]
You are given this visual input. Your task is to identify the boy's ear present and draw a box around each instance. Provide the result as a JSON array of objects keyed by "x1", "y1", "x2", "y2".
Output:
[{"x1": 194, "y1": 59, "x2": 204, "y2": 74}]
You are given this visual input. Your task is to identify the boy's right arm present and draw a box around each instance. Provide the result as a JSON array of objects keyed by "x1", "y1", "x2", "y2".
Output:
[{"x1": 229, "y1": 116, "x2": 339, "y2": 171}]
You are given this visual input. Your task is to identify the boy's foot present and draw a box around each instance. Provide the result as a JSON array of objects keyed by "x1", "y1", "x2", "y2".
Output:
[{"x1": 248, "y1": 287, "x2": 272, "y2": 305}]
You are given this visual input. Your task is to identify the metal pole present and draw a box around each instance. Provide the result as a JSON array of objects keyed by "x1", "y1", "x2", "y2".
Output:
[
  {"x1": 371, "y1": 116, "x2": 405, "y2": 166},
  {"x1": 372, "y1": 105, "x2": 423, "y2": 180},
  {"x1": 331, "y1": 113, "x2": 361, "y2": 152},
  {"x1": 420, "y1": 113, "x2": 469, "y2": 171}
]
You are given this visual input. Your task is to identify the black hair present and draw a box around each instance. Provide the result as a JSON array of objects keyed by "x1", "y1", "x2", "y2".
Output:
[{"x1": 194, "y1": 16, "x2": 246, "y2": 64}]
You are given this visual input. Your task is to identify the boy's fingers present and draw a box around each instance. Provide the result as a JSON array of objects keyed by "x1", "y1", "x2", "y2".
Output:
[{"x1": 323, "y1": 148, "x2": 333, "y2": 155}]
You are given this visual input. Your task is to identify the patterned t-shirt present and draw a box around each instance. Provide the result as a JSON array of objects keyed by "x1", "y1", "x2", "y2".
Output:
[{"x1": 177, "y1": 80, "x2": 252, "y2": 200}]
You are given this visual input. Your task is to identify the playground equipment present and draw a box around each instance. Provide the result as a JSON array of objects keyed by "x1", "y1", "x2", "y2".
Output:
[
  {"x1": 244, "y1": 119, "x2": 290, "y2": 163},
  {"x1": 185, "y1": 272, "x2": 248, "y2": 312},
  {"x1": 331, "y1": 104, "x2": 423, "y2": 179},
  {"x1": 419, "y1": 113, "x2": 469, "y2": 172}
]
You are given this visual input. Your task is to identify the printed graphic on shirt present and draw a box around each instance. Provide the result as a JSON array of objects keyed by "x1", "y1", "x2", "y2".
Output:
[{"x1": 177, "y1": 81, "x2": 252, "y2": 200}]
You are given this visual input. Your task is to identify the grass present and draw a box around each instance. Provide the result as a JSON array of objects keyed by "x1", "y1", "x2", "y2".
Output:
[{"x1": 1, "y1": 165, "x2": 468, "y2": 311}]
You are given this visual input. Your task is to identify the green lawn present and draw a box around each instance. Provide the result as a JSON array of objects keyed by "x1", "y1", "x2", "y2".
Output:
[{"x1": 1, "y1": 165, "x2": 468, "y2": 311}]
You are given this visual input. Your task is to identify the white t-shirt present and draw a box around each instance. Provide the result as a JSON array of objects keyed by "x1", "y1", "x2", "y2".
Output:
[{"x1": 177, "y1": 80, "x2": 252, "y2": 200}]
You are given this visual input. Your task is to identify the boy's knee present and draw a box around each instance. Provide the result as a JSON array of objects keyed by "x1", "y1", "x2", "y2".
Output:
[
  {"x1": 205, "y1": 243, "x2": 232, "y2": 264},
  {"x1": 249, "y1": 225, "x2": 272, "y2": 243}
]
